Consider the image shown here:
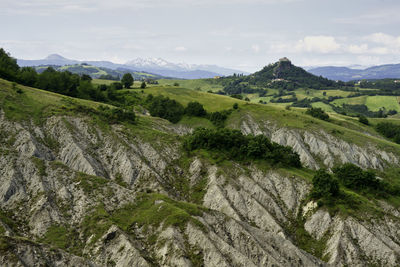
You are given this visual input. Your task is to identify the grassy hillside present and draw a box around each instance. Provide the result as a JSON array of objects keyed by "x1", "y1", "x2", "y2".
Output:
[
  {"x1": 130, "y1": 86, "x2": 242, "y2": 112},
  {"x1": 157, "y1": 78, "x2": 224, "y2": 92}
]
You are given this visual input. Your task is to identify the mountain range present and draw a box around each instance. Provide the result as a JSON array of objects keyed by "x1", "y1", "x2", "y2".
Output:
[
  {"x1": 308, "y1": 64, "x2": 400, "y2": 81},
  {"x1": 17, "y1": 54, "x2": 247, "y2": 79}
]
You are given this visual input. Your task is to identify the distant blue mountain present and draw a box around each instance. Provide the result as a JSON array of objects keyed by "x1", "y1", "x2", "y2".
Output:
[
  {"x1": 308, "y1": 64, "x2": 400, "y2": 81},
  {"x1": 17, "y1": 54, "x2": 247, "y2": 79}
]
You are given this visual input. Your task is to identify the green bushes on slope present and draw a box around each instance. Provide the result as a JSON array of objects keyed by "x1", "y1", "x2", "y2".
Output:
[
  {"x1": 183, "y1": 127, "x2": 301, "y2": 167},
  {"x1": 146, "y1": 94, "x2": 184, "y2": 123},
  {"x1": 305, "y1": 107, "x2": 330, "y2": 121},
  {"x1": 376, "y1": 122, "x2": 400, "y2": 144}
]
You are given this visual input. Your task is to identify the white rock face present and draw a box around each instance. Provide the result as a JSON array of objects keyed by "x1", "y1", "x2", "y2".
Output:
[
  {"x1": 1, "y1": 112, "x2": 400, "y2": 266},
  {"x1": 239, "y1": 114, "x2": 399, "y2": 170}
]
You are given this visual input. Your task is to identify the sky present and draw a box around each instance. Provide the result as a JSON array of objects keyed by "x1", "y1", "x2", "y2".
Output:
[{"x1": 1, "y1": 0, "x2": 400, "y2": 72}]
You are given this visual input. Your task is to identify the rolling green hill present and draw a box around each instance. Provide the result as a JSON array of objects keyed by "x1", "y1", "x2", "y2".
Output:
[
  {"x1": 2, "y1": 48, "x2": 400, "y2": 265},
  {"x1": 2, "y1": 77, "x2": 400, "y2": 266}
]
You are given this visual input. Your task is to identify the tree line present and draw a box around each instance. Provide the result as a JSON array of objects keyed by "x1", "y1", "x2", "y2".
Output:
[{"x1": 183, "y1": 127, "x2": 301, "y2": 168}]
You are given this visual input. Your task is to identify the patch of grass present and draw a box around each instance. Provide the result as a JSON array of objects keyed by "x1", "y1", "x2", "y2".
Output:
[
  {"x1": 41, "y1": 225, "x2": 69, "y2": 249},
  {"x1": 74, "y1": 172, "x2": 109, "y2": 194},
  {"x1": 115, "y1": 173, "x2": 128, "y2": 188},
  {"x1": 80, "y1": 193, "x2": 207, "y2": 248},
  {"x1": 286, "y1": 217, "x2": 328, "y2": 260},
  {"x1": 0, "y1": 236, "x2": 11, "y2": 251},
  {"x1": 131, "y1": 86, "x2": 243, "y2": 112},
  {"x1": 178, "y1": 115, "x2": 215, "y2": 129},
  {"x1": 365, "y1": 96, "x2": 400, "y2": 112},
  {"x1": 40, "y1": 224, "x2": 83, "y2": 255},
  {"x1": 157, "y1": 79, "x2": 224, "y2": 92},
  {"x1": 31, "y1": 157, "x2": 46, "y2": 177},
  {"x1": 81, "y1": 204, "x2": 112, "y2": 245},
  {"x1": 311, "y1": 102, "x2": 334, "y2": 113},
  {"x1": 112, "y1": 193, "x2": 204, "y2": 232},
  {"x1": 332, "y1": 95, "x2": 367, "y2": 106}
]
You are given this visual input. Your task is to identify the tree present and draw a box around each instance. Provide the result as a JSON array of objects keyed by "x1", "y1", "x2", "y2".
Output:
[
  {"x1": 358, "y1": 115, "x2": 369, "y2": 125},
  {"x1": 81, "y1": 74, "x2": 92, "y2": 82},
  {"x1": 147, "y1": 95, "x2": 184, "y2": 123},
  {"x1": 311, "y1": 169, "x2": 340, "y2": 198},
  {"x1": 18, "y1": 67, "x2": 37, "y2": 87},
  {"x1": 333, "y1": 163, "x2": 379, "y2": 191},
  {"x1": 233, "y1": 103, "x2": 239, "y2": 109},
  {"x1": 306, "y1": 107, "x2": 329, "y2": 121},
  {"x1": 140, "y1": 81, "x2": 146, "y2": 89},
  {"x1": 0, "y1": 48, "x2": 20, "y2": 81},
  {"x1": 110, "y1": 82, "x2": 123, "y2": 90},
  {"x1": 185, "y1": 101, "x2": 206, "y2": 117},
  {"x1": 121, "y1": 73, "x2": 134, "y2": 88}
]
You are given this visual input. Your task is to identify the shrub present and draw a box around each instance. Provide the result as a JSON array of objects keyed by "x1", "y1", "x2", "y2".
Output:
[
  {"x1": 185, "y1": 101, "x2": 206, "y2": 117},
  {"x1": 121, "y1": 73, "x2": 134, "y2": 88},
  {"x1": 146, "y1": 95, "x2": 184, "y2": 123},
  {"x1": 358, "y1": 115, "x2": 369, "y2": 125},
  {"x1": 233, "y1": 103, "x2": 239, "y2": 109},
  {"x1": 183, "y1": 128, "x2": 301, "y2": 168},
  {"x1": 230, "y1": 94, "x2": 243, "y2": 100},
  {"x1": 311, "y1": 169, "x2": 340, "y2": 199},
  {"x1": 97, "y1": 106, "x2": 136, "y2": 124},
  {"x1": 306, "y1": 107, "x2": 329, "y2": 121},
  {"x1": 207, "y1": 110, "x2": 231, "y2": 128},
  {"x1": 333, "y1": 163, "x2": 379, "y2": 191},
  {"x1": 376, "y1": 122, "x2": 400, "y2": 144},
  {"x1": 110, "y1": 82, "x2": 123, "y2": 90}
]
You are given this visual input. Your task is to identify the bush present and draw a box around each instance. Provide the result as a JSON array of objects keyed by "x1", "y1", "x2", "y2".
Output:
[
  {"x1": 121, "y1": 73, "x2": 134, "y2": 88},
  {"x1": 97, "y1": 106, "x2": 136, "y2": 124},
  {"x1": 358, "y1": 115, "x2": 369, "y2": 125},
  {"x1": 233, "y1": 103, "x2": 238, "y2": 109},
  {"x1": 183, "y1": 128, "x2": 301, "y2": 168},
  {"x1": 185, "y1": 101, "x2": 206, "y2": 117},
  {"x1": 306, "y1": 107, "x2": 329, "y2": 121},
  {"x1": 311, "y1": 169, "x2": 340, "y2": 199},
  {"x1": 376, "y1": 122, "x2": 400, "y2": 144},
  {"x1": 140, "y1": 82, "x2": 146, "y2": 89},
  {"x1": 146, "y1": 95, "x2": 184, "y2": 123},
  {"x1": 333, "y1": 163, "x2": 379, "y2": 191},
  {"x1": 110, "y1": 82, "x2": 123, "y2": 90},
  {"x1": 230, "y1": 94, "x2": 243, "y2": 100},
  {"x1": 207, "y1": 110, "x2": 231, "y2": 128}
]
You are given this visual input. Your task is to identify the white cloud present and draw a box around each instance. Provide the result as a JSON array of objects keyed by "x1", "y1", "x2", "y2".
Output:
[
  {"x1": 175, "y1": 46, "x2": 187, "y2": 52},
  {"x1": 347, "y1": 44, "x2": 368, "y2": 54},
  {"x1": 0, "y1": 0, "x2": 304, "y2": 15},
  {"x1": 295, "y1": 36, "x2": 341, "y2": 53},
  {"x1": 334, "y1": 6, "x2": 400, "y2": 25},
  {"x1": 365, "y1": 33, "x2": 400, "y2": 47},
  {"x1": 251, "y1": 44, "x2": 260, "y2": 53}
]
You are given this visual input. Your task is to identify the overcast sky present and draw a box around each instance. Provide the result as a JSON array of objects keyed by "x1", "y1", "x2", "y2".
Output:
[{"x1": 1, "y1": 0, "x2": 400, "y2": 72}]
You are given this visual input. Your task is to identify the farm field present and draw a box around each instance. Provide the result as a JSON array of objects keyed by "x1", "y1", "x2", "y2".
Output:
[
  {"x1": 131, "y1": 86, "x2": 242, "y2": 112},
  {"x1": 157, "y1": 79, "x2": 224, "y2": 92},
  {"x1": 365, "y1": 96, "x2": 400, "y2": 112}
]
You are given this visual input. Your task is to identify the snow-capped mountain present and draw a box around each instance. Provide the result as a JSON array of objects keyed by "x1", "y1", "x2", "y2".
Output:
[
  {"x1": 17, "y1": 54, "x2": 247, "y2": 79},
  {"x1": 125, "y1": 57, "x2": 247, "y2": 76}
]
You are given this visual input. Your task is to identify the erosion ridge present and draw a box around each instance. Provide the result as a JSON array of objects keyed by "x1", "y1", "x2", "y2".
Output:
[{"x1": 1, "y1": 80, "x2": 400, "y2": 266}]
